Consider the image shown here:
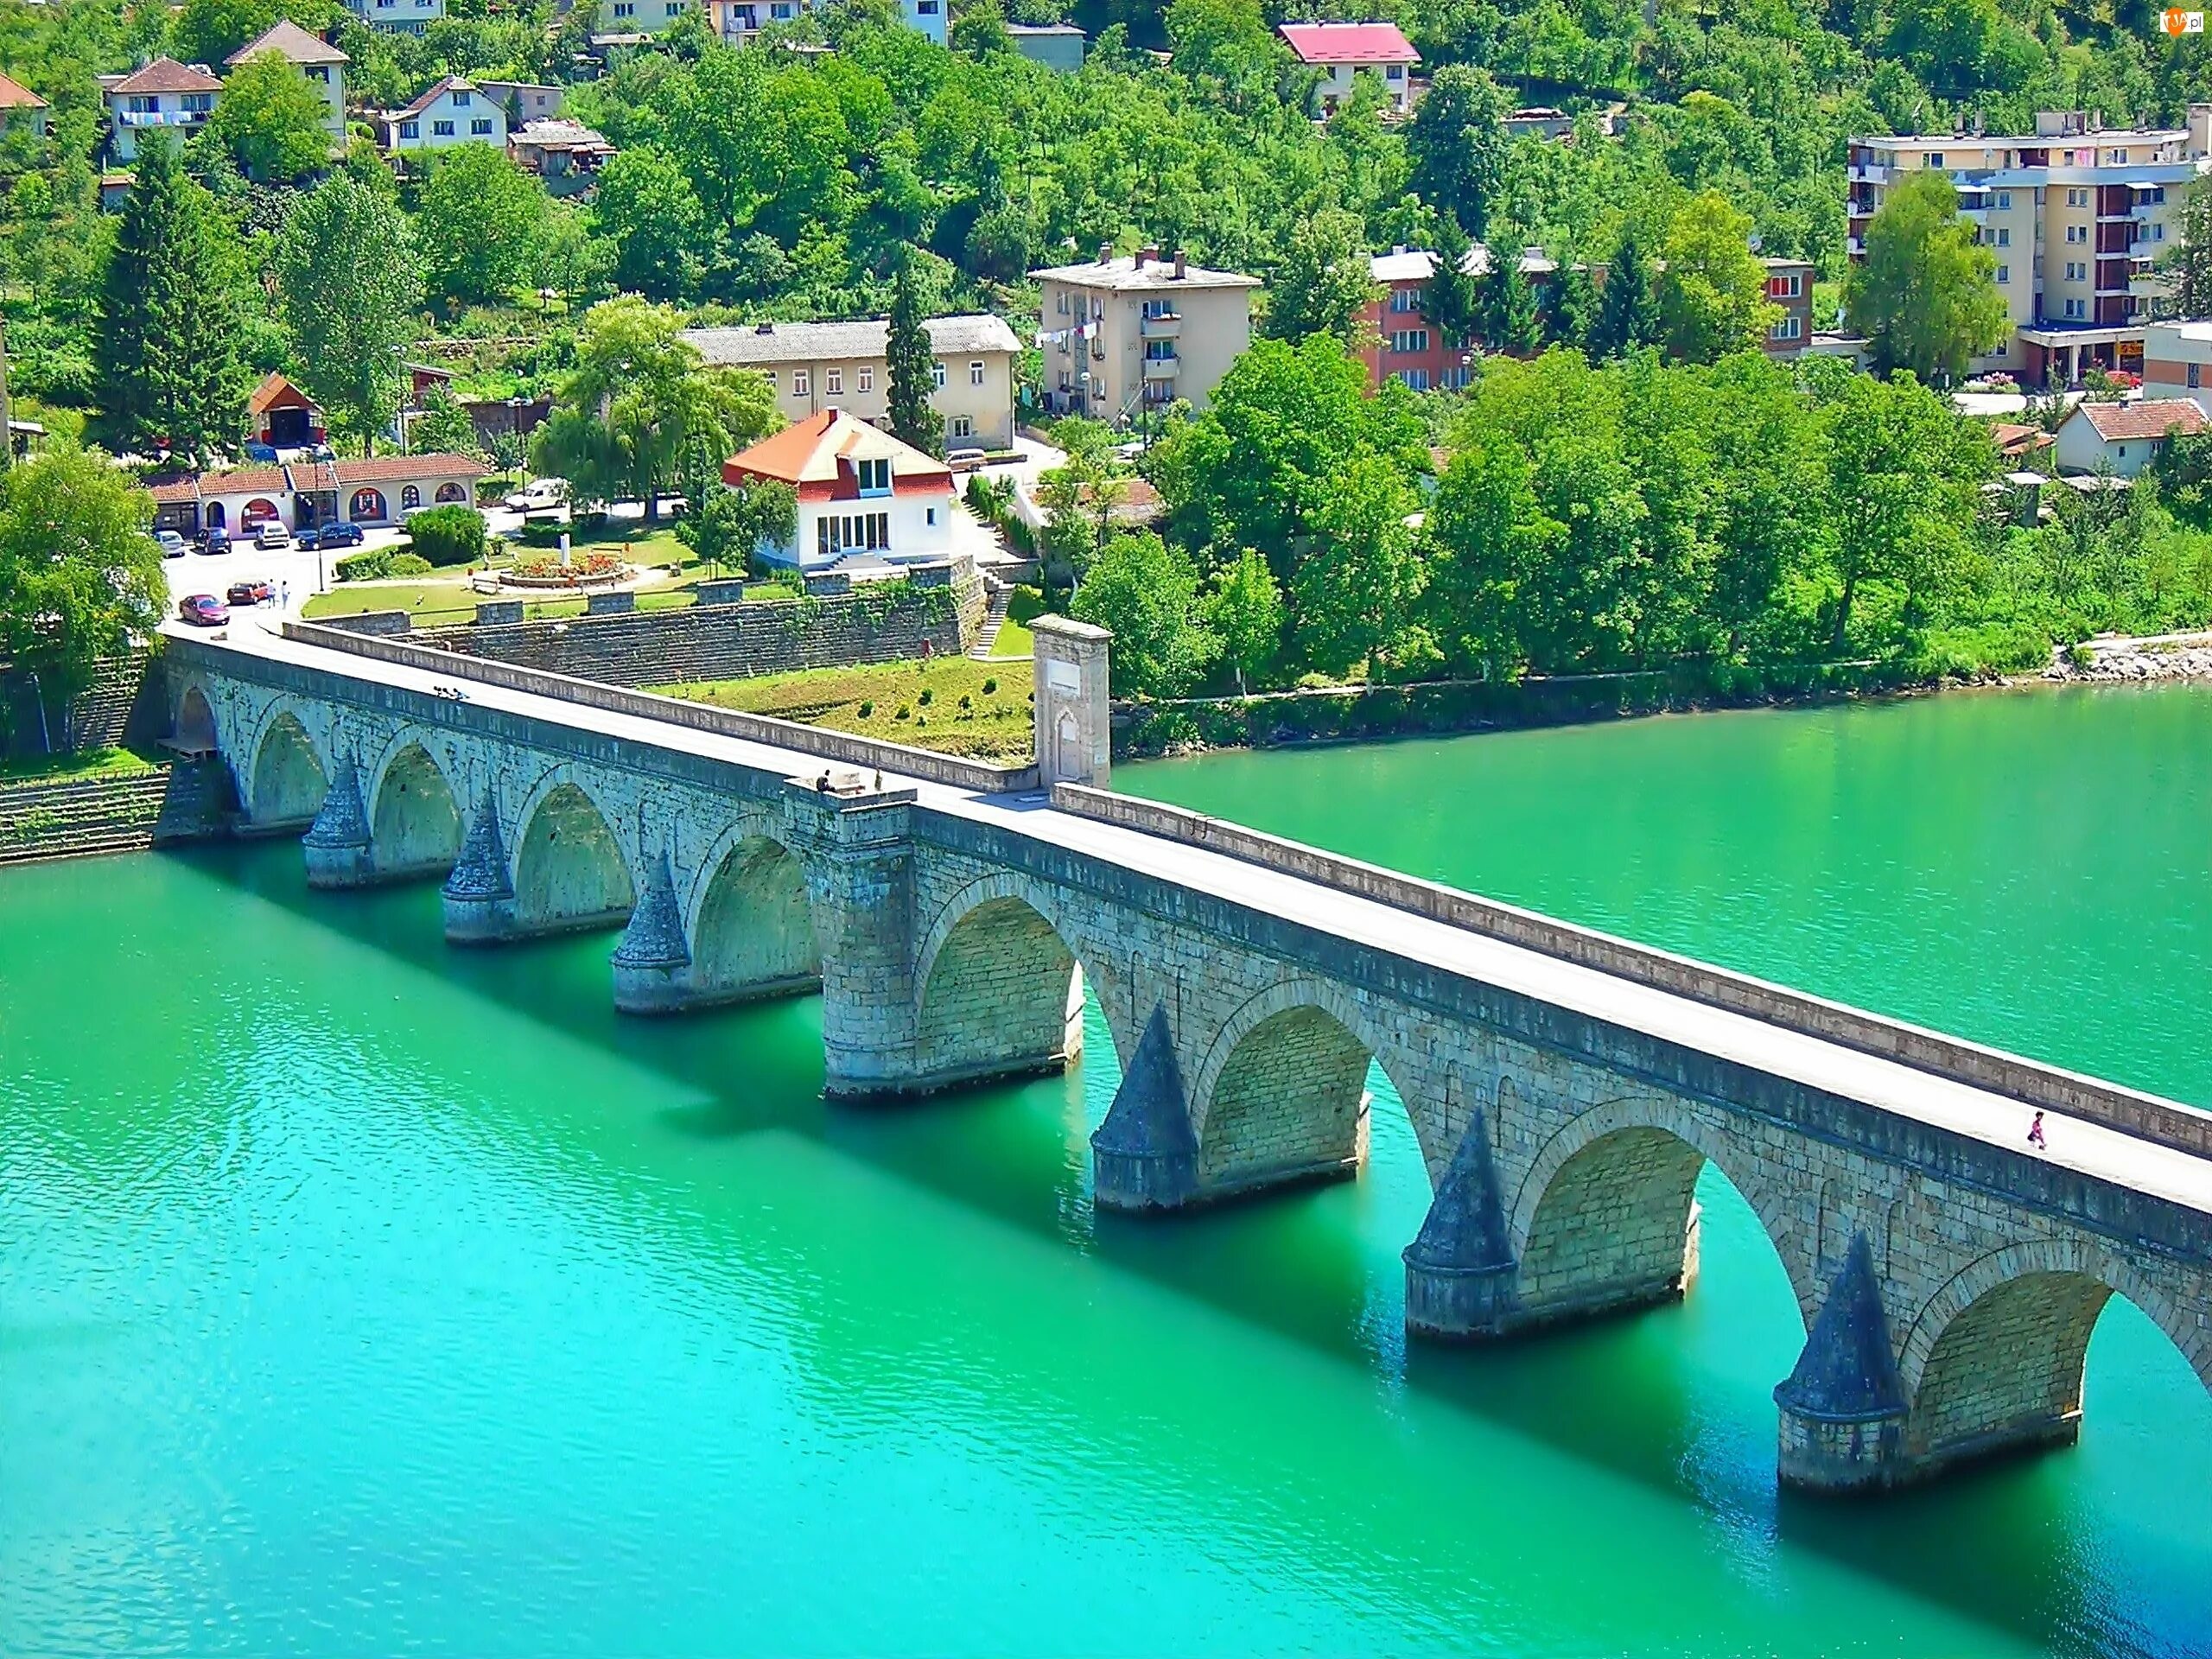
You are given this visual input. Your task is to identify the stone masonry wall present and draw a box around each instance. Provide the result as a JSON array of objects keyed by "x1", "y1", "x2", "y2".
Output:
[{"x1": 416, "y1": 572, "x2": 988, "y2": 690}]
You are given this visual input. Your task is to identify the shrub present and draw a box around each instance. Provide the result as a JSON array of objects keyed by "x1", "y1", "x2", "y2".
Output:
[
  {"x1": 917, "y1": 686, "x2": 934, "y2": 706},
  {"x1": 894, "y1": 704, "x2": 912, "y2": 720},
  {"x1": 390, "y1": 553, "x2": 433, "y2": 576},
  {"x1": 982, "y1": 677, "x2": 997, "y2": 695},
  {"x1": 958, "y1": 695, "x2": 971, "y2": 711},
  {"x1": 334, "y1": 549, "x2": 395, "y2": 582},
  {"x1": 857, "y1": 700, "x2": 874, "y2": 717},
  {"x1": 406, "y1": 505, "x2": 487, "y2": 568}
]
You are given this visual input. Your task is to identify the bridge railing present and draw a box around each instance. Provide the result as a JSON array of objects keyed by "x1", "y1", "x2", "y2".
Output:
[
  {"x1": 276, "y1": 620, "x2": 1041, "y2": 795},
  {"x1": 1051, "y1": 783, "x2": 2212, "y2": 1159}
]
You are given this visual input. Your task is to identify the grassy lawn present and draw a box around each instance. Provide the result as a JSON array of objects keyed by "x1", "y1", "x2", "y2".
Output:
[
  {"x1": 0, "y1": 745, "x2": 160, "y2": 786},
  {"x1": 988, "y1": 585, "x2": 1046, "y2": 659},
  {"x1": 650, "y1": 656, "x2": 1034, "y2": 760}
]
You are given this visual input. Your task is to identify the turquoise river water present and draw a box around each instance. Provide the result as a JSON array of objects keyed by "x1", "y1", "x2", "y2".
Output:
[{"x1": 3, "y1": 681, "x2": 2210, "y2": 1656}]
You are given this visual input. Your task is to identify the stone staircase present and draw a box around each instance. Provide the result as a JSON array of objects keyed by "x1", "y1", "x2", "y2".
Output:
[
  {"x1": 0, "y1": 759, "x2": 235, "y2": 866},
  {"x1": 969, "y1": 582, "x2": 1014, "y2": 658}
]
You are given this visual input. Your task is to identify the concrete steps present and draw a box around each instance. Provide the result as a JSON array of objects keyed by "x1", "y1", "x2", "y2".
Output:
[
  {"x1": 0, "y1": 760, "x2": 234, "y2": 864},
  {"x1": 969, "y1": 584, "x2": 1013, "y2": 658}
]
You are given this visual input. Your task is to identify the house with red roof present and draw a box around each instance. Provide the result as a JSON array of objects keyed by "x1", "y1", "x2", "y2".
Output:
[
  {"x1": 246, "y1": 372, "x2": 326, "y2": 451},
  {"x1": 721, "y1": 410, "x2": 955, "y2": 572},
  {"x1": 99, "y1": 58, "x2": 222, "y2": 162},
  {"x1": 0, "y1": 71, "x2": 48, "y2": 141},
  {"x1": 1277, "y1": 22, "x2": 1420, "y2": 114},
  {"x1": 2053, "y1": 397, "x2": 2206, "y2": 478}
]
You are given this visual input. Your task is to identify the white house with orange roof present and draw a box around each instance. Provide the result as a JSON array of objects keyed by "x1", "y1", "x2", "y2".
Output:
[
  {"x1": 0, "y1": 71, "x2": 48, "y2": 140},
  {"x1": 100, "y1": 58, "x2": 222, "y2": 162},
  {"x1": 721, "y1": 410, "x2": 955, "y2": 572},
  {"x1": 226, "y1": 20, "x2": 347, "y2": 149},
  {"x1": 377, "y1": 76, "x2": 505, "y2": 156},
  {"x1": 1277, "y1": 22, "x2": 1420, "y2": 114}
]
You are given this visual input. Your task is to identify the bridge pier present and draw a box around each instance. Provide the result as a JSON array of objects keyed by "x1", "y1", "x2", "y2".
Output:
[
  {"x1": 442, "y1": 786, "x2": 517, "y2": 944},
  {"x1": 1091, "y1": 1003, "x2": 1199, "y2": 1210},
  {"x1": 1774, "y1": 1233, "x2": 1912, "y2": 1491},
  {"x1": 302, "y1": 755, "x2": 376, "y2": 889},
  {"x1": 1402, "y1": 1111, "x2": 1522, "y2": 1337},
  {"x1": 801, "y1": 787, "x2": 925, "y2": 1100}
]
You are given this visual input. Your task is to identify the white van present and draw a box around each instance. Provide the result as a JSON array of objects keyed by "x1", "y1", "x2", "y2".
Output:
[{"x1": 504, "y1": 478, "x2": 569, "y2": 512}]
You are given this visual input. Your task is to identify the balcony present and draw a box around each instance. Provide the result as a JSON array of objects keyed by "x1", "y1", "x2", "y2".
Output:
[
  {"x1": 1139, "y1": 311, "x2": 1181, "y2": 339},
  {"x1": 117, "y1": 108, "x2": 210, "y2": 128},
  {"x1": 1141, "y1": 353, "x2": 1179, "y2": 380},
  {"x1": 1847, "y1": 236, "x2": 1865, "y2": 257},
  {"x1": 2132, "y1": 236, "x2": 2165, "y2": 259},
  {"x1": 1847, "y1": 162, "x2": 1890, "y2": 185}
]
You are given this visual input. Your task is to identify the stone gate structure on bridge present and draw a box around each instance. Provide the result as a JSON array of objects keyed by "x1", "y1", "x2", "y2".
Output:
[{"x1": 164, "y1": 622, "x2": 2212, "y2": 1497}]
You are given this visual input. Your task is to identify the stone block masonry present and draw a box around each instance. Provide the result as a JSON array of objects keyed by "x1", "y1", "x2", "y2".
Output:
[{"x1": 414, "y1": 566, "x2": 988, "y2": 690}]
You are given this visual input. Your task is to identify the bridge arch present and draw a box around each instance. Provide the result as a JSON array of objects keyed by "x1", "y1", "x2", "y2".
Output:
[
  {"x1": 173, "y1": 682, "x2": 218, "y2": 752},
  {"x1": 912, "y1": 873, "x2": 1126, "y2": 1091},
  {"x1": 365, "y1": 738, "x2": 464, "y2": 880},
  {"x1": 1900, "y1": 1237, "x2": 2211, "y2": 1469},
  {"x1": 686, "y1": 818, "x2": 823, "y2": 1001},
  {"x1": 246, "y1": 705, "x2": 329, "y2": 826},
  {"x1": 1508, "y1": 1091, "x2": 1813, "y2": 1330},
  {"x1": 1188, "y1": 976, "x2": 1421, "y2": 1199},
  {"x1": 510, "y1": 771, "x2": 636, "y2": 935}
]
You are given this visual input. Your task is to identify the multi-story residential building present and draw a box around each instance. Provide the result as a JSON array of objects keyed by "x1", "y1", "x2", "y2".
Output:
[
  {"x1": 1761, "y1": 256, "x2": 1815, "y2": 357},
  {"x1": 684, "y1": 315, "x2": 1022, "y2": 449},
  {"x1": 1847, "y1": 109, "x2": 2212, "y2": 385},
  {"x1": 0, "y1": 71, "x2": 48, "y2": 140},
  {"x1": 226, "y1": 21, "x2": 347, "y2": 151},
  {"x1": 704, "y1": 0, "x2": 808, "y2": 43},
  {"x1": 475, "y1": 80, "x2": 563, "y2": 124},
  {"x1": 2143, "y1": 319, "x2": 2212, "y2": 415},
  {"x1": 721, "y1": 410, "x2": 957, "y2": 571},
  {"x1": 378, "y1": 77, "x2": 506, "y2": 156},
  {"x1": 610, "y1": 0, "x2": 940, "y2": 43},
  {"x1": 344, "y1": 0, "x2": 445, "y2": 33},
  {"x1": 1031, "y1": 246, "x2": 1261, "y2": 423},
  {"x1": 100, "y1": 58, "x2": 221, "y2": 162},
  {"x1": 1277, "y1": 22, "x2": 1419, "y2": 115}
]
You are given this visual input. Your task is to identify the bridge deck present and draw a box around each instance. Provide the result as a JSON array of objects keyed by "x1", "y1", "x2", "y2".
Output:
[{"x1": 180, "y1": 619, "x2": 2212, "y2": 1219}]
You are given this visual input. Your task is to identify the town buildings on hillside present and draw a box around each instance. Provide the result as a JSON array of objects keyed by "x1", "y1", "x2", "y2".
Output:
[
  {"x1": 99, "y1": 58, "x2": 221, "y2": 162},
  {"x1": 344, "y1": 0, "x2": 446, "y2": 32},
  {"x1": 1030, "y1": 247, "x2": 1260, "y2": 423},
  {"x1": 721, "y1": 410, "x2": 956, "y2": 571},
  {"x1": 149, "y1": 454, "x2": 486, "y2": 537},
  {"x1": 376, "y1": 75, "x2": 504, "y2": 156},
  {"x1": 600, "y1": 0, "x2": 944, "y2": 48},
  {"x1": 2052, "y1": 397, "x2": 2206, "y2": 476},
  {"x1": 684, "y1": 315, "x2": 1022, "y2": 449},
  {"x1": 226, "y1": 21, "x2": 347, "y2": 149},
  {"x1": 1847, "y1": 108, "x2": 2212, "y2": 385},
  {"x1": 1277, "y1": 22, "x2": 1419, "y2": 115}
]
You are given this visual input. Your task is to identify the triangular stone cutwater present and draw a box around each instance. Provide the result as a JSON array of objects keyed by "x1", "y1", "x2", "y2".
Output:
[
  {"x1": 1090, "y1": 1001, "x2": 1198, "y2": 1208},
  {"x1": 613, "y1": 849, "x2": 691, "y2": 971},
  {"x1": 1402, "y1": 1106, "x2": 1516, "y2": 1277},
  {"x1": 302, "y1": 751, "x2": 370, "y2": 850},
  {"x1": 1774, "y1": 1230, "x2": 1907, "y2": 1423},
  {"x1": 442, "y1": 784, "x2": 512, "y2": 901}
]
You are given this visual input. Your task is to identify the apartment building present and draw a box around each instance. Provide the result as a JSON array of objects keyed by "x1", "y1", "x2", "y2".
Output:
[
  {"x1": 344, "y1": 0, "x2": 445, "y2": 32},
  {"x1": 378, "y1": 77, "x2": 505, "y2": 156},
  {"x1": 1030, "y1": 246, "x2": 1261, "y2": 423},
  {"x1": 683, "y1": 315, "x2": 1022, "y2": 449},
  {"x1": 1761, "y1": 257, "x2": 1815, "y2": 356},
  {"x1": 1847, "y1": 109, "x2": 2212, "y2": 385},
  {"x1": 606, "y1": 0, "x2": 942, "y2": 45},
  {"x1": 99, "y1": 58, "x2": 220, "y2": 163},
  {"x1": 226, "y1": 21, "x2": 347, "y2": 150}
]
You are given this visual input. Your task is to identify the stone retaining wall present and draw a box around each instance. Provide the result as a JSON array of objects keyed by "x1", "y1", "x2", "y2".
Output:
[
  {"x1": 408, "y1": 568, "x2": 988, "y2": 690},
  {"x1": 1048, "y1": 783, "x2": 2212, "y2": 1159},
  {"x1": 0, "y1": 650, "x2": 160, "y2": 762}
]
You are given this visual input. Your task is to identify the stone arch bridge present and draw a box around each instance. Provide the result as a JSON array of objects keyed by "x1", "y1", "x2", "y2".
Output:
[{"x1": 163, "y1": 621, "x2": 2212, "y2": 1496}]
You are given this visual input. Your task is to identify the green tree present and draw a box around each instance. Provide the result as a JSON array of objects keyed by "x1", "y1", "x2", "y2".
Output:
[
  {"x1": 1069, "y1": 531, "x2": 1216, "y2": 698},
  {"x1": 1843, "y1": 168, "x2": 2012, "y2": 385},
  {"x1": 886, "y1": 259, "x2": 942, "y2": 455},
  {"x1": 2161, "y1": 176, "x2": 2212, "y2": 321},
  {"x1": 681, "y1": 478, "x2": 797, "y2": 577},
  {"x1": 1424, "y1": 212, "x2": 1481, "y2": 352},
  {"x1": 1205, "y1": 543, "x2": 1283, "y2": 693},
  {"x1": 1403, "y1": 63, "x2": 1510, "y2": 238},
  {"x1": 416, "y1": 144, "x2": 554, "y2": 313},
  {"x1": 0, "y1": 448, "x2": 164, "y2": 747},
  {"x1": 1656, "y1": 192, "x2": 1780, "y2": 365},
  {"x1": 1480, "y1": 253, "x2": 1541, "y2": 357},
  {"x1": 590, "y1": 145, "x2": 703, "y2": 302},
  {"x1": 95, "y1": 137, "x2": 247, "y2": 467},
  {"x1": 1165, "y1": 0, "x2": 1279, "y2": 111},
  {"x1": 1586, "y1": 232, "x2": 1657, "y2": 361},
  {"x1": 276, "y1": 176, "x2": 423, "y2": 454},
  {"x1": 407, "y1": 382, "x2": 481, "y2": 459},
  {"x1": 172, "y1": 0, "x2": 339, "y2": 69},
  {"x1": 209, "y1": 51, "x2": 331, "y2": 184},
  {"x1": 1264, "y1": 206, "x2": 1377, "y2": 345},
  {"x1": 1293, "y1": 448, "x2": 1426, "y2": 677},
  {"x1": 531, "y1": 296, "x2": 780, "y2": 521}
]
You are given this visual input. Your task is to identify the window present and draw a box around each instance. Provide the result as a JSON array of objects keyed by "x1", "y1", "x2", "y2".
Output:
[
  {"x1": 1090, "y1": 296, "x2": 1103, "y2": 319},
  {"x1": 762, "y1": 371, "x2": 777, "y2": 389},
  {"x1": 1143, "y1": 340, "x2": 1176, "y2": 361},
  {"x1": 792, "y1": 370, "x2": 810, "y2": 396},
  {"x1": 2109, "y1": 148, "x2": 2126, "y2": 164},
  {"x1": 2066, "y1": 260, "x2": 2085, "y2": 282},
  {"x1": 1995, "y1": 264, "x2": 2010, "y2": 284},
  {"x1": 2068, "y1": 188, "x2": 2089, "y2": 208},
  {"x1": 816, "y1": 511, "x2": 891, "y2": 557},
  {"x1": 667, "y1": 2, "x2": 685, "y2": 15},
  {"x1": 308, "y1": 66, "x2": 330, "y2": 83},
  {"x1": 1767, "y1": 273, "x2": 1802, "y2": 299},
  {"x1": 2066, "y1": 224, "x2": 2087, "y2": 244},
  {"x1": 858, "y1": 366, "x2": 873, "y2": 392},
  {"x1": 772, "y1": 2, "x2": 792, "y2": 15},
  {"x1": 1389, "y1": 287, "x2": 1419, "y2": 313},
  {"x1": 1995, "y1": 227, "x2": 2010, "y2": 246},
  {"x1": 613, "y1": 2, "x2": 635, "y2": 14},
  {"x1": 183, "y1": 93, "x2": 213, "y2": 113},
  {"x1": 925, "y1": 506, "x2": 938, "y2": 525},
  {"x1": 454, "y1": 90, "x2": 471, "y2": 106},
  {"x1": 969, "y1": 359, "x2": 985, "y2": 386},
  {"x1": 1388, "y1": 328, "x2": 1429, "y2": 354},
  {"x1": 918, "y1": 0, "x2": 938, "y2": 11},
  {"x1": 1926, "y1": 153, "x2": 1943, "y2": 168},
  {"x1": 399, "y1": 119, "x2": 419, "y2": 138},
  {"x1": 471, "y1": 118, "x2": 493, "y2": 135},
  {"x1": 856, "y1": 457, "x2": 890, "y2": 493},
  {"x1": 1770, "y1": 315, "x2": 1802, "y2": 341},
  {"x1": 949, "y1": 415, "x2": 972, "y2": 439},
  {"x1": 432, "y1": 119, "x2": 454, "y2": 137},
  {"x1": 826, "y1": 368, "x2": 842, "y2": 395},
  {"x1": 2064, "y1": 298, "x2": 2087, "y2": 319},
  {"x1": 401, "y1": 485, "x2": 422, "y2": 510},
  {"x1": 1056, "y1": 291, "x2": 1069, "y2": 315},
  {"x1": 2190, "y1": 363, "x2": 2202, "y2": 390},
  {"x1": 1385, "y1": 64, "x2": 1403, "y2": 79},
  {"x1": 1395, "y1": 368, "x2": 1429, "y2": 390},
  {"x1": 1997, "y1": 190, "x2": 2012, "y2": 209},
  {"x1": 931, "y1": 360, "x2": 946, "y2": 389}
]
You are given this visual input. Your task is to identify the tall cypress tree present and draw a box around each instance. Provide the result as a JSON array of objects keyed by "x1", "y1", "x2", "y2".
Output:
[
  {"x1": 1424, "y1": 213, "x2": 1482, "y2": 357},
  {"x1": 1483, "y1": 256, "x2": 1541, "y2": 357},
  {"x1": 96, "y1": 137, "x2": 246, "y2": 467},
  {"x1": 885, "y1": 259, "x2": 943, "y2": 457},
  {"x1": 1587, "y1": 231, "x2": 1658, "y2": 361}
]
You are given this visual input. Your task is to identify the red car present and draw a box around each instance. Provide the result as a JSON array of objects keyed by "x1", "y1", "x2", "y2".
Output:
[
  {"x1": 178, "y1": 594, "x2": 230, "y2": 626},
  {"x1": 226, "y1": 577, "x2": 274, "y2": 606}
]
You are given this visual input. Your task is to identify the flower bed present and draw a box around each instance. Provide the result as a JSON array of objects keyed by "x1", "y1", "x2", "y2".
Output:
[{"x1": 504, "y1": 550, "x2": 627, "y2": 588}]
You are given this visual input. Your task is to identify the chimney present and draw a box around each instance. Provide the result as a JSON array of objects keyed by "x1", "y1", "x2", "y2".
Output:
[
  {"x1": 1173, "y1": 250, "x2": 1187, "y2": 279},
  {"x1": 1138, "y1": 244, "x2": 1160, "y2": 268},
  {"x1": 1096, "y1": 240, "x2": 1112, "y2": 265}
]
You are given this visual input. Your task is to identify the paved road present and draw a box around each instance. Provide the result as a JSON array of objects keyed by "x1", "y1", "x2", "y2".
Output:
[{"x1": 173, "y1": 613, "x2": 2212, "y2": 1219}]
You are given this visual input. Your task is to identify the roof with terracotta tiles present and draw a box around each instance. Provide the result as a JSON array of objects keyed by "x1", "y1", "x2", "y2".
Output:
[
  {"x1": 0, "y1": 71, "x2": 47, "y2": 111},
  {"x1": 226, "y1": 20, "x2": 348, "y2": 66},
  {"x1": 110, "y1": 58, "x2": 223, "y2": 98},
  {"x1": 2073, "y1": 398, "x2": 2207, "y2": 442}
]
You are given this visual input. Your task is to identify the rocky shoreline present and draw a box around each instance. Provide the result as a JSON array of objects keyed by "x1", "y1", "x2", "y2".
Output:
[{"x1": 2029, "y1": 633, "x2": 2212, "y2": 686}]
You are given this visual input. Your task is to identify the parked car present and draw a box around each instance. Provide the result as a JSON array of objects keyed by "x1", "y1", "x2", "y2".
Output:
[
  {"x1": 177, "y1": 594, "x2": 229, "y2": 626},
  {"x1": 505, "y1": 478, "x2": 568, "y2": 512},
  {"x1": 297, "y1": 521, "x2": 363, "y2": 551},
  {"x1": 226, "y1": 577, "x2": 273, "y2": 607},
  {"x1": 198, "y1": 528, "x2": 231, "y2": 556},
  {"x1": 154, "y1": 529, "x2": 188, "y2": 557},
  {"x1": 946, "y1": 448, "x2": 988, "y2": 474},
  {"x1": 254, "y1": 520, "x2": 292, "y2": 550}
]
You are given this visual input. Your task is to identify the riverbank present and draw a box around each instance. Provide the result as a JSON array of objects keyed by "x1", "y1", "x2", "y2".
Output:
[{"x1": 2027, "y1": 629, "x2": 2212, "y2": 686}]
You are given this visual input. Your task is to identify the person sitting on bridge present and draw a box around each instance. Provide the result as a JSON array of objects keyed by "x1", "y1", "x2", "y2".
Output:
[
  {"x1": 2028, "y1": 1110, "x2": 2047, "y2": 1150},
  {"x1": 816, "y1": 770, "x2": 832, "y2": 794}
]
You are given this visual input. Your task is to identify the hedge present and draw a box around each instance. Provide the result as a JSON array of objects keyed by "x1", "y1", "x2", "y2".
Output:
[{"x1": 406, "y1": 505, "x2": 487, "y2": 568}]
